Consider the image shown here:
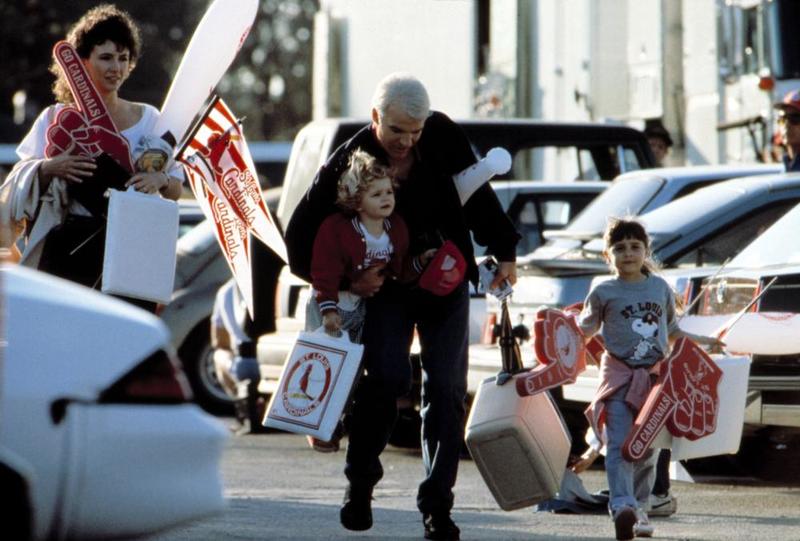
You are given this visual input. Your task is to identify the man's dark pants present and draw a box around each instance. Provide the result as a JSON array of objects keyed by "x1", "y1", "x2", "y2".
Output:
[{"x1": 344, "y1": 280, "x2": 469, "y2": 515}]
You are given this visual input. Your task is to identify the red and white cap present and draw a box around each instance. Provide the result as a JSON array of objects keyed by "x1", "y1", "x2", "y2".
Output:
[{"x1": 774, "y1": 89, "x2": 800, "y2": 114}]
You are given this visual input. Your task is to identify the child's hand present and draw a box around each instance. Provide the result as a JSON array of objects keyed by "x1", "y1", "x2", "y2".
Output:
[
  {"x1": 322, "y1": 312, "x2": 342, "y2": 337},
  {"x1": 697, "y1": 334, "x2": 726, "y2": 353},
  {"x1": 570, "y1": 448, "x2": 600, "y2": 474}
]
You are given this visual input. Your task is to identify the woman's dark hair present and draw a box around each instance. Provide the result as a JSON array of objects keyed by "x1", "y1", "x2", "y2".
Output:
[
  {"x1": 604, "y1": 216, "x2": 659, "y2": 275},
  {"x1": 50, "y1": 4, "x2": 141, "y2": 103}
]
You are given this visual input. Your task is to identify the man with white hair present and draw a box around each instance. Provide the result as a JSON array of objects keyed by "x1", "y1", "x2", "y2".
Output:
[{"x1": 286, "y1": 73, "x2": 519, "y2": 540}]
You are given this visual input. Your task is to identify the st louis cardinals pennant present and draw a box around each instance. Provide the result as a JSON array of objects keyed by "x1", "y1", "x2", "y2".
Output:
[
  {"x1": 178, "y1": 96, "x2": 287, "y2": 317},
  {"x1": 178, "y1": 96, "x2": 287, "y2": 262}
]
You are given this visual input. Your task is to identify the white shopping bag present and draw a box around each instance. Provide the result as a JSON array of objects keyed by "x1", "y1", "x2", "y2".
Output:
[
  {"x1": 101, "y1": 188, "x2": 178, "y2": 304},
  {"x1": 263, "y1": 329, "x2": 364, "y2": 441}
]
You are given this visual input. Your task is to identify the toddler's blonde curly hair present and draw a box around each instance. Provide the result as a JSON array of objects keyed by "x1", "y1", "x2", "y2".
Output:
[{"x1": 336, "y1": 149, "x2": 397, "y2": 213}]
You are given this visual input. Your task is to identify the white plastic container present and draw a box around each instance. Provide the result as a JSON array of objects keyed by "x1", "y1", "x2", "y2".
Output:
[
  {"x1": 101, "y1": 188, "x2": 178, "y2": 304},
  {"x1": 465, "y1": 375, "x2": 570, "y2": 511},
  {"x1": 652, "y1": 355, "x2": 751, "y2": 460}
]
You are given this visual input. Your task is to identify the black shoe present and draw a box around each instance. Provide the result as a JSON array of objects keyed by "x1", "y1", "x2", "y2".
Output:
[
  {"x1": 423, "y1": 513, "x2": 460, "y2": 541},
  {"x1": 613, "y1": 506, "x2": 637, "y2": 541},
  {"x1": 340, "y1": 484, "x2": 373, "y2": 531}
]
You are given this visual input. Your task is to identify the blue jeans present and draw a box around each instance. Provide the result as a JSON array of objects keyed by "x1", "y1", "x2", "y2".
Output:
[
  {"x1": 344, "y1": 281, "x2": 469, "y2": 516},
  {"x1": 605, "y1": 384, "x2": 657, "y2": 512}
]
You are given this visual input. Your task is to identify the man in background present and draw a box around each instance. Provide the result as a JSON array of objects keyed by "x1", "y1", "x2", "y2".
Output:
[
  {"x1": 774, "y1": 89, "x2": 800, "y2": 172},
  {"x1": 645, "y1": 120, "x2": 673, "y2": 168}
]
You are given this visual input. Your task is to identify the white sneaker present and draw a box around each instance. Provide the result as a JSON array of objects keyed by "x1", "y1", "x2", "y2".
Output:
[
  {"x1": 634, "y1": 508, "x2": 655, "y2": 538},
  {"x1": 648, "y1": 491, "x2": 678, "y2": 517}
]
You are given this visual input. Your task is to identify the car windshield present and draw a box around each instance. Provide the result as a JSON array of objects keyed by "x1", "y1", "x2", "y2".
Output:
[
  {"x1": 558, "y1": 179, "x2": 746, "y2": 261},
  {"x1": 563, "y1": 174, "x2": 664, "y2": 235},
  {"x1": 729, "y1": 202, "x2": 800, "y2": 267}
]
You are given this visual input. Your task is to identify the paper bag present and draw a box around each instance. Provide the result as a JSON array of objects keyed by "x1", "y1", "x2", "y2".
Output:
[
  {"x1": 263, "y1": 329, "x2": 364, "y2": 441},
  {"x1": 101, "y1": 188, "x2": 178, "y2": 304}
]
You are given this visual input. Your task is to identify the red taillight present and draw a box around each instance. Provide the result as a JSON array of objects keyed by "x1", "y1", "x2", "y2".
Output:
[
  {"x1": 99, "y1": 350, "x2": 192, "y2": 404},
  {"x1": 751, "y1": 282, "x2": 763, "y2": 312},
  {"x1": 682, "y1": 281, "x2": 693, "y2": 309},
  {"x1": 481, "y1": 313, "x2": 498, "y2": 344},
  {"x1": 700, "y1": 286, "x2": 712, "y2": 315}
]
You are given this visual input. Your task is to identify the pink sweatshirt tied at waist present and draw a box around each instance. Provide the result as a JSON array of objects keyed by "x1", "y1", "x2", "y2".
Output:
[{"x1": 585, "y1": 353, "x2": 662, "y2": 446}]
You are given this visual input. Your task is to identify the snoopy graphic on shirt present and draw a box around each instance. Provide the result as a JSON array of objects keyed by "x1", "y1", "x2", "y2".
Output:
[{"x1": 631, "y1": 312, "x2": 660, "y2": 361}]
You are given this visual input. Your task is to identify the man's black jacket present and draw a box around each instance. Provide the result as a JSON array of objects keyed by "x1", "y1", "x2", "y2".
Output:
[{"x1": 285, "y1": 111, "x2": 520, "y2": 285}]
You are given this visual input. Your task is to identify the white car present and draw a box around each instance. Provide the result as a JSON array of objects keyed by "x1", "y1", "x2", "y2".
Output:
[{"x1": 0, "y1": 265, "x2": 228, "y2": 540}]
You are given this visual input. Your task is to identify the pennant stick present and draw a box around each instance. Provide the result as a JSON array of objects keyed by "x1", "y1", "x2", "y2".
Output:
[{"x1": 175, "y1": 94, "x2": 221, "y2": 162}]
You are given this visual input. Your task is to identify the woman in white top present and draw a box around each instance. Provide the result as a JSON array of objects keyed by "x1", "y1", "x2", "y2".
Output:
[{"x1": 0, "y1": 4, "x2": 182, "y2": 293}]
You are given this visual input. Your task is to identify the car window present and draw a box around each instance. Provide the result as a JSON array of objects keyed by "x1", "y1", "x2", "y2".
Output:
[
  {"x1": 671, "y1": 180, "x2": 719, "y2": 199},
  {"x1": 505, "y1": 145, "x2": 642, "y2": 181},
  {"x1": 729, "y1": 202, "x2": 800, "y2": 267},
  {"x1": 277, "y1": 128, "x2": 329, "y2": 224},
  {"x1": 566, "y1": 175, "x2": 664, "y2": 234},
  {"x1": 578, "y1": 149, "x2": 601, "y2": 180},
  {"x1": 480, "y1": 192, "x2": 598, "y2": 256},
  {"x1": 620, "y1": 147, "x2": 641, "y2": 174},
  {"x1": 669, "y1": 200, "x2": 798, "y2": 268}
]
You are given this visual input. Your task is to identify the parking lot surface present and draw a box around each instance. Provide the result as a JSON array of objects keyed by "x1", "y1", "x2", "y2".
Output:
[{"x1": 147, "y1": 426, "x2": 800, "y2": 541}]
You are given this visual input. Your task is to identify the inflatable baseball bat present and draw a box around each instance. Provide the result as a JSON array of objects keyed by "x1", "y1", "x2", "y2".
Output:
[
  {"x1": 153, "y1": 0, "x2": 258, "y2": 145},
  {"x1": 454, "y1": 147, "x2": 512, "y2": 205}
]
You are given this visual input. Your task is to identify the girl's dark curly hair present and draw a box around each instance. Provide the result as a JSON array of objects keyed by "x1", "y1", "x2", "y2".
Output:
[{"x1": 50, "y1": 4, "x2": 141, "y2": 104}]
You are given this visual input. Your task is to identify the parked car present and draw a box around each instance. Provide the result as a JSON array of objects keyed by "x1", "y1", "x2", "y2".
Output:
[
  {"x1": 178, "y1": 198, "x2": 205, "y2": 237},
  {"x1": 565, "y1": 198, "x2": 800, "y2": 400},
  {"x1": 554, "y1": 201, "x2": 800, "y2": 461},
  {"x1": 531, "y1": 163, "x2": 782, "y2": 260},
  {"x1": 1, "y1": 264, "x2": 227, "y2": 540},
  {"x1": 498, "y1": 166, "x2": 788, "y2": 318},
  {"x1": 474, "y1": 180, "x2": 608, "y2": 257},
  {"x1": 692, "y1": 202, "x2": 800, "y2": 434},
  {"x1": 475, "y1": 172, "x2": 800, "y2": 441},
  {"x1": 158, "y1": 187, "x2": 282, "y2": 413}
]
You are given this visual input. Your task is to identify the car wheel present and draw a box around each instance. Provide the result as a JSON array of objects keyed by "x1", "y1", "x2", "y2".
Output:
[{"x1": 179, "y1": 320, "x2": 236, "y2": 415}]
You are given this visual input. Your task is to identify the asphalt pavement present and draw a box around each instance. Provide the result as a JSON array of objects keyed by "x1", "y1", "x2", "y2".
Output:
[{"x1": 147, "y1": 424, "x2": 800, "y2": 541}]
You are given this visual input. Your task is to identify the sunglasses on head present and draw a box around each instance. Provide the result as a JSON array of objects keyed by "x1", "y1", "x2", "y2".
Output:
[{"x1": 779, "y1": 113, "x2": 800, "y2": 125}]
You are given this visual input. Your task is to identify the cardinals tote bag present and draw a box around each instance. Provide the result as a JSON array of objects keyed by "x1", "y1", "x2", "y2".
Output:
[{"x1": 263, "y1": 329, "x2": 364, "y2": 441}]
